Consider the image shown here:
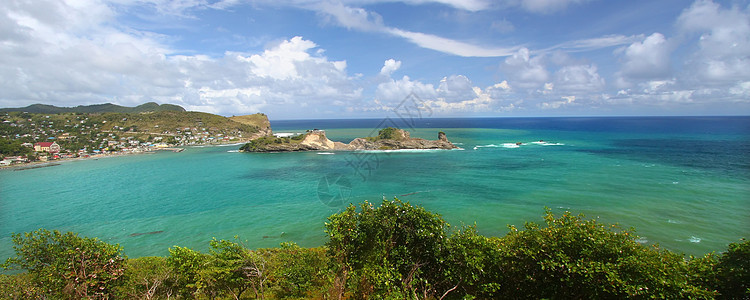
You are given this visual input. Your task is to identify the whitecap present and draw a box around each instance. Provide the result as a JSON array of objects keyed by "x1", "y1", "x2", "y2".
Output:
[
  {"x1": 532, "y1": 141, "x2": 564, "y2": 146},
  {"x1": 354, "y1": 149, "x2": 446, "y2": 153},
  {"x1": 502, "y1": 143, "x2": 520, "y2": 148},
  {"x1": 226, "y1": 150, "x2": 239, "y2": 153},
  {"x1": 317, "y1": 152, "x2": 335, "y2": 155},
  {"x1": 667, "y1": 219, "x2": 681, "y2": 224},
  {"x1": 689, "y1": 236, "x2": 702, "y2": 243}
]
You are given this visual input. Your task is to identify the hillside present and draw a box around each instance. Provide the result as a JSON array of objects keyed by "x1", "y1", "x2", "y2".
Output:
[
  {"x1": 230, "y1": 113, "x2": 271, "y2": 129},
  {"x1": 1, "y1": 110, "x2": 271, "y2": 156},
  {"x1": 0, "y1": 102, "x2": 185, "y2": 114}
]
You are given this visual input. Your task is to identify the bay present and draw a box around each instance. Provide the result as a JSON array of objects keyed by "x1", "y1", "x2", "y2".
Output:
[{"x1": 1, "y1": 116, "x2": 748, "y2": 258}]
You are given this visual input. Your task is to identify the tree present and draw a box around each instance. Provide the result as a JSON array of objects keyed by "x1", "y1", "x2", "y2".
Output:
[
  {"x1": 167, "y1": 245, "x2": 207, "y2": 298},
  {"x1": 325, "y1": 198, "x2": 448, "y2": 299},
  {"x1": 715, "y1": 239, "x2": 750, "y2": 298},
  {"x1": 115, "y1": 256, "x2": 176, "y2": 299},
  {"x1": 2, "y1": 229, "x2": 125, "y2": 299},
  {"x1": 270, "y1": 242, "x2": 330, "y2": 298},
  {"x1": 491, "y1": 209, "x2": 714, "y2": 299}
]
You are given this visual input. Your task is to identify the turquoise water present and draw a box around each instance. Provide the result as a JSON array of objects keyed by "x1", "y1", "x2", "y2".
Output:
[{"x1": 1, "y1": 117, "x2": 748, "y2": 259}]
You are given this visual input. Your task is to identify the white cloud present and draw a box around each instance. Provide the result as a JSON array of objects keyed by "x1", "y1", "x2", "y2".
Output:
[
  {"x1": 618, "y1": 33, "x2": 672, "y2": 80},
  {"x1": 436, "y1": 75, "x2": 478, "y2": 102},
  {"x1": 375, "y1": 75, "x2": 436, "y2": 103},
  {"x1": 502, "y1": 48, "x2": 549, "y2": 89},
  {"x1": 314, "y1": 1, "x2": 521, "y2": 57},
  {"x1": 0, "y1": 0, "x2": 363, "y2": 117},
  {"x1": 539, "y1": 95, "x2": 575, "y2": 109},
  {"x1": 380, "y1": 59, "x2": 402, "y2": 76},
  {"x1": 553, "y1": 64, "x2": 605, "y2": 92},
  {"x1": 543, "y1": 34, "x2": 642, "y2": 53},
  {"x1": 677, "y1": 0, "x2": 750, "y2": 84}
]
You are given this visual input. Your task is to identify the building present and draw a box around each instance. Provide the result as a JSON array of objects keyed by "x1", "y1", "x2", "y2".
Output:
[{"x1": 34, "y1": 142, "x2": 61, "y2": 153}]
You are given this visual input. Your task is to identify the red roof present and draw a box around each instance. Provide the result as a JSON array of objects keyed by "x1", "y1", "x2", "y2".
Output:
[{"x1": 35, "y1": 142, "x2": 55, "y2": 147}]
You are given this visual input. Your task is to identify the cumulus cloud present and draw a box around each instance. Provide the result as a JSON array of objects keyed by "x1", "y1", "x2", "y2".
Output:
[
  {"x1": 436, "y1": 75, "x2": 478, "y2": 102},
  {"x1": 617, "y1": 33, "x2": 672, "y2": 81},
  {"x1": 502, "y1": 48, "x2": 549, "y2": 89},
  {"x1": 0, "y1": 0, "x2": 362, "y2": 117},
  {"x1": 375, "y1": 75, "x2": 436, "y2": 103},
  {"x1": 677, "y1": 0, "x2": 750, "y2": 84},
  {"x1": 553, "y1": 64, "x2": 605, "y2": 92},
  {"x1": 380, "y1": 59, "x2": 402, "y2": 76}
]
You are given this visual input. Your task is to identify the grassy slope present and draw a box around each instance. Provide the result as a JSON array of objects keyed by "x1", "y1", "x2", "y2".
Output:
[{"x1": 229, "y1": 113, "x2": 270, "y2": 129}]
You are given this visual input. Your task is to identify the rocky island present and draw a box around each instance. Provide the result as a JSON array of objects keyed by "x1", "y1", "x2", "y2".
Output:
[{"x1": 239, "y1": 127, "x2": 458, "y2": 152}]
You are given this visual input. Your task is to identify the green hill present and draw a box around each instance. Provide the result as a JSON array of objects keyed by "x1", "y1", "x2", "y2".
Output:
[{"x1": 0, "y1": 102, "x2": 185, "y2": 114}]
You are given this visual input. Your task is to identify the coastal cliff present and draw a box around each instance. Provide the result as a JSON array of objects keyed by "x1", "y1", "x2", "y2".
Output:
[{"x1": 239, "y1": 128, "x2": 458, "y2": 152}]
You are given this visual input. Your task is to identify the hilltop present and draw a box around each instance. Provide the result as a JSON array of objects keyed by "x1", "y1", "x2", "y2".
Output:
[
  {"x1": 0, "y1": 102, "x2": 185, "y2": 114},
  {"x1": 239, "y1": 127, "x2": 457, "y2": 152}
]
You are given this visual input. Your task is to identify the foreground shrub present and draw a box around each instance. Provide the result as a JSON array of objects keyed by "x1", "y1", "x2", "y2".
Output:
[
  {"x1": 492, "y1": 209, "x2": 715, "y2": 299},
  {"x1": 269, "y1": 242, "x2": 331, "y2": 299},
  {"x1": 1, "y1": 229, "x2": 125, "y2": 299},
  {"x1": 0, "y1": 273, "x2": 44, "y2": 299},
  {"x1": 325, "y1": 198, "x2": 449, "y2": 299},
  {"x1": 115, "y1": 256, "x2": 176, "y2": 299},
  {"x1": 716, "y1": 238, "x2": 750, "y2": 298}
]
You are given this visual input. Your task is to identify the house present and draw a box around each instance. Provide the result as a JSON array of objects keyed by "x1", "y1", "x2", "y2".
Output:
[{"x1": 34, "y1": 142, "x2": 61, "y2": 153}]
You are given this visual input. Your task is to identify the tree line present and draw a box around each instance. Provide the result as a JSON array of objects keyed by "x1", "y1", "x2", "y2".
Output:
[{"x1": 2, "y1": 198, "x2": 748, "y2": 299}]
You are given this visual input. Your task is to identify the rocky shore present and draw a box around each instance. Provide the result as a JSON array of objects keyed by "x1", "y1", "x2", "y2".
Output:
[{"x1": 239, "y1": 128, "x2": 458, "y2": 152}]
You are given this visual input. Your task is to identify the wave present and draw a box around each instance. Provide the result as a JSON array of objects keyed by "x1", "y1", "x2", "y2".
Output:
[
  {"x1": 473, "y1": 141, "x2": 564, "y2": 150},
  {"x1": 354, "y1": 149, "x2": 447, "y2": 153},
  {"x1": 689, "y1": 236, "x2": 702, "y2": 243},
  {"x1": 531, "y1": 141, "x2": 565, "y2": 146},
  {"x1": 226, "y1": 150, "x2": 239, "y2": 153},
  {"x1": 317, "y1": 152, "x2": 335, "y2": 155}
]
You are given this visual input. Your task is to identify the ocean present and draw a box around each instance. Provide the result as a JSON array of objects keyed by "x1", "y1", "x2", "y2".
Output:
[{"x1": 1, "y1": 116, "x2": 748, "y2": 259}]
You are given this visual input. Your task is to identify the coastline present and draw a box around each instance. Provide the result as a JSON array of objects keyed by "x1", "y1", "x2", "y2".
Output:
[{"x1": 0, "y1": 139, "x2": 254, "y2": 171}]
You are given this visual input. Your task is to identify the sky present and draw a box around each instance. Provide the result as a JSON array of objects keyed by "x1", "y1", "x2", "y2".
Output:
[{"x1": 1, "y1": 0, "x2": 749, "y2": 119}]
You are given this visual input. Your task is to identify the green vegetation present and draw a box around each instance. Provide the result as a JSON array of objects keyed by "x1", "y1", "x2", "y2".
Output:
[
  {"x1": 230, "y1": 114, "x2": 271, "y2": 130},
  {"x1": 0, "y1": 102, "x2": 185, "y2": 114},
  {"x1": 1, "y1": 110, "x2": 269, "y2": 158},
  {"x1": 1, "y1": 229, "x2": 125, "y2": 299},
  {"x1": 239, "y1": 134, "x2": 306, "y2": 152},
  {"x1": 366, "y1": 127, "x2": 404, "y2": 142},
  {"x1": 2, "y1": 200, "x2": 748, "y2": 299}
]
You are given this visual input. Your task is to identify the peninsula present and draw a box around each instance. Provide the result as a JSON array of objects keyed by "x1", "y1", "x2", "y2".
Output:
[{"x1": 239, "y1": 127, "x2": 458, "y2": 152}]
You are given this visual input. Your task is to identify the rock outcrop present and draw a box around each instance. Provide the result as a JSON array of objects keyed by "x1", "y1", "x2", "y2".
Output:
[{"x1": 240, "y1": 128, "x2": 458, "y2": 152}]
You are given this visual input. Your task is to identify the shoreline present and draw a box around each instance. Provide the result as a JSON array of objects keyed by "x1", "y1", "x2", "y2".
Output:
[{"x1": 0, "y1": 140, "x2": 252, "y2": 171}]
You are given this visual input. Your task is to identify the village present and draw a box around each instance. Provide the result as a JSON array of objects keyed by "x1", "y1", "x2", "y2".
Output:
[{"x1": 0, "y1": 111, "x2": 254, "y2": 167}]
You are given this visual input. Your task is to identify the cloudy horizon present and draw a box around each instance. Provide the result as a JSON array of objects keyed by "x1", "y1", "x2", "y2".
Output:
[{"x1": 1, "y1": 0, "x2": 748, "y2": 119}]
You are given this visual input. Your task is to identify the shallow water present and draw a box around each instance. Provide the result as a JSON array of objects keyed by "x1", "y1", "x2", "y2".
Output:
[{"x1": 1, "y1": 117, "x2": 748, "y2": 258}]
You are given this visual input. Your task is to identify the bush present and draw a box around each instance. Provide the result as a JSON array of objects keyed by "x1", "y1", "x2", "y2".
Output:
[
  {"x1": 167, "y1": 245, "x2": 208, "y2": 298},
  {"x1": 715, "y1": 238, "x2": 750, "y2": 298},
  {"x1": 115, "y1": 256, "x2": 177, "y2": 299},
  {"x1": 270, "y1": 242, "x2": 331, "y2": 299},
  {"x1": 491, "y1": 209, "x2": 714, "y2": 299},
  {"x1": 2, "y1": 229, "x2": 125, "y2": 299},
  {"x1": 325, "y1": 198, "x2": 448, "y2": 299},
  {"x1": 0, "y1": 273, "x2": 44, "y2": 299}
]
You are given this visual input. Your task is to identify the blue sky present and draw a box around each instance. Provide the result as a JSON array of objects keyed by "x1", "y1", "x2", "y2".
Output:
[{"x1": 1, "y1": 0, "x2": 748, "y2": 119}]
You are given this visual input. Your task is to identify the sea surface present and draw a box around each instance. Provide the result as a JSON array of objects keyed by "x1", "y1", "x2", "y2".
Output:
[{"x1": 1, "y1": 116, "x2": 748, "y2": 259}]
